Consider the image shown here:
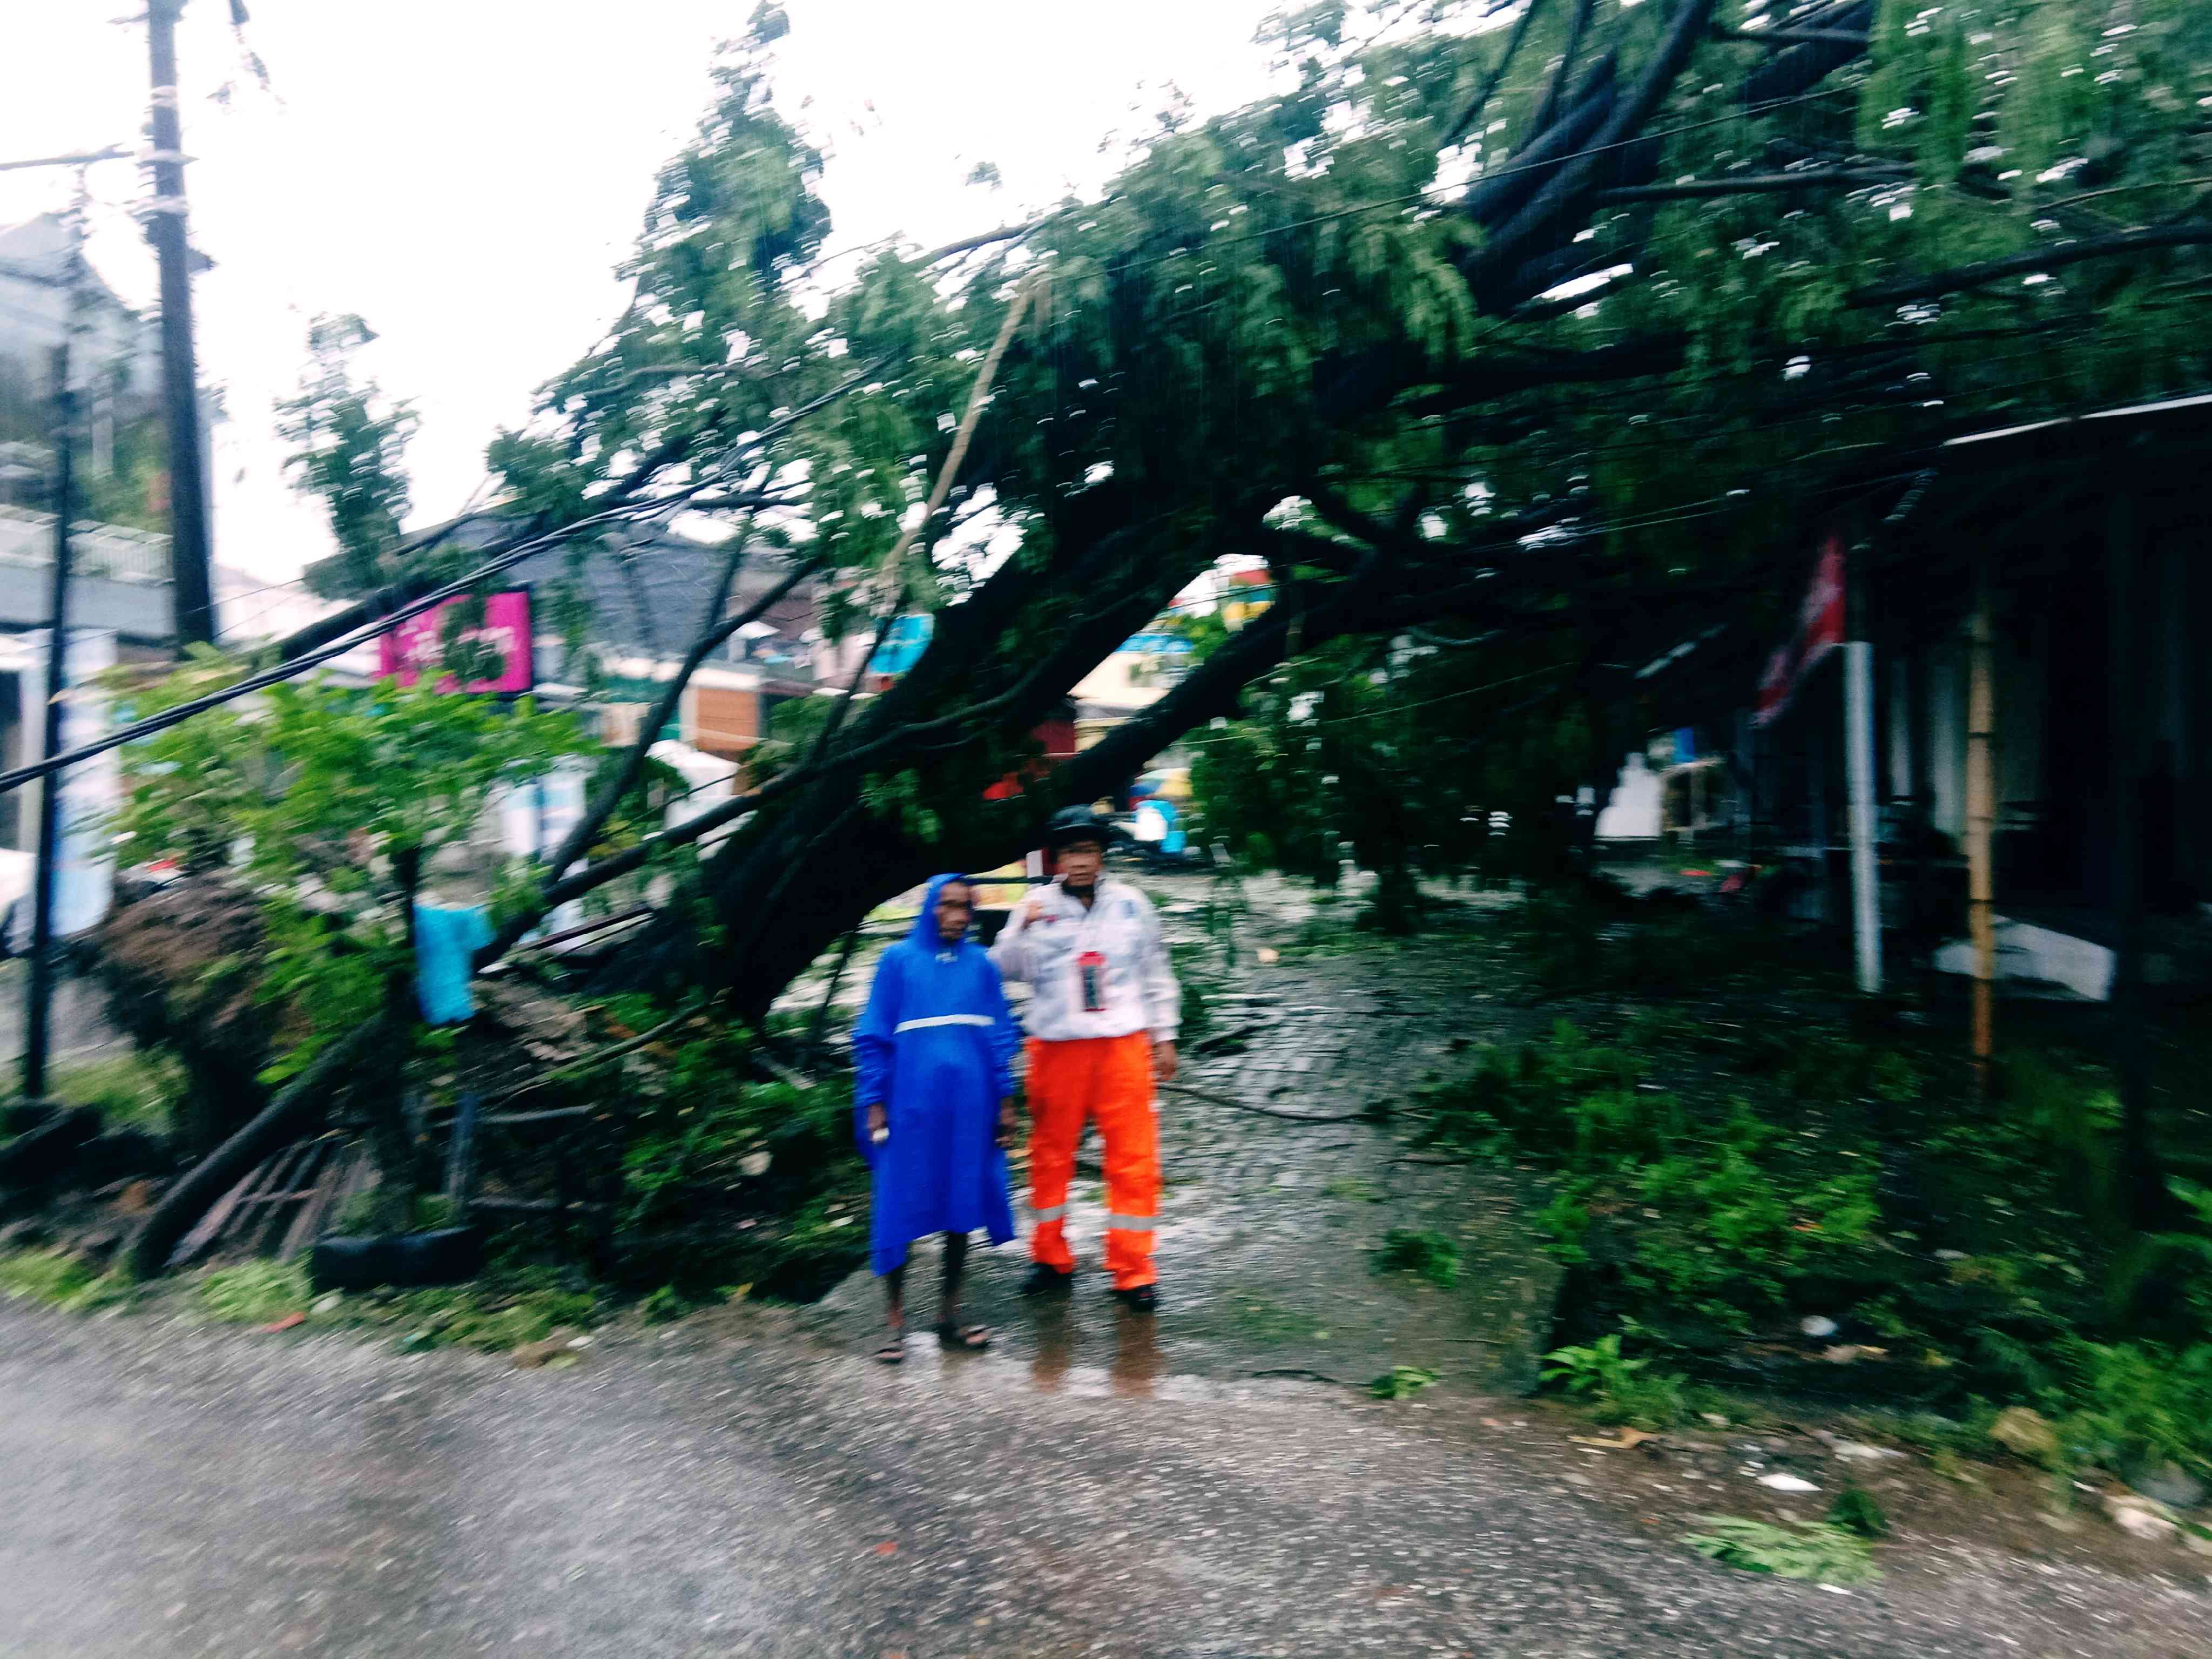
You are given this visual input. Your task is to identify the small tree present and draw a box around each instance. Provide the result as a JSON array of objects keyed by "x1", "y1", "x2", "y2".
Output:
[{"x1": 114, "y1": 670, "x2": 593, "y2": 1216}]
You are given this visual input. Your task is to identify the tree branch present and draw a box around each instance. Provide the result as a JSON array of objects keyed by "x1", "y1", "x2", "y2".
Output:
[
  {"x1": 1463, "y1": 53, "x2": 1617, "y2": 231},
  {"x1": 1593, "y1": 166, "x2": 1903, "y2": 203},
  {"x1": 1463, "y1": 0, "x2": 1717, "y2": 307},
  {"x1": 1847, "y1": 225, "x2": 2212, "y2": 308},
  {"x1": 1441, "y1": 0, "x2": 1548, "y2": 149},
  {"x1": 1529, "y1": 0, "x2": 1597, "y2": 138},
  {"x1": 801, "y1": 274, "x2": 1043, "y2": 772},
  {"x1": 543, "y1": 528, "x2": 815, "y2": 883},
  {"x1": 1396, "y1": 333, "x2": 1687, "y2": 415},
  {"x1": 267, "y1": 353, "x2": 892, "y2": 667},
  {"x1": 1712, "y1": 23, "x2": 1869, "y2": 49}
]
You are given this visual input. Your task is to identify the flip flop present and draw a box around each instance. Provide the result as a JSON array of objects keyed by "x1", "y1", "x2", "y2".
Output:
[
  {"x1": 935, "y1": 1321, "x2": 992, "y2": 1351},
  {"x1": 874, "y1": 1334, "x2": 906, "y2": 1365}
]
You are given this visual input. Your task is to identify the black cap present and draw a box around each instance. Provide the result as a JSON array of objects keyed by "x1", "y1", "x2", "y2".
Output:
[{"x1": 1044, "y1": 805, "x2": 1124, "y2": 849}]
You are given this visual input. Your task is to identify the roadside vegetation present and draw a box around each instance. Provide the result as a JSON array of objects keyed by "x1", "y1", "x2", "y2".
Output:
[{"x1": 1383, "y1": 880, "x2": 2212, "y2": 1503}]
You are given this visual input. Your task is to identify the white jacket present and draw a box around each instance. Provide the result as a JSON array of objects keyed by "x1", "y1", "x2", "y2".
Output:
[{"x1": 989, "y1": 876, "x2": 1181, "y2": 1045}]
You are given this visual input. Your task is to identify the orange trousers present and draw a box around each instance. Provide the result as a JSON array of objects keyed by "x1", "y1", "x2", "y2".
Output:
[{"x1": 1026, "y1": 1034, "x2": 1159, "y2": 1290}]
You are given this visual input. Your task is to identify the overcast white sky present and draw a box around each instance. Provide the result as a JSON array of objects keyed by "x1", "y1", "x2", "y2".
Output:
[{"x1": 1, "y1": 1, "x2": 1280, "y2": 591}]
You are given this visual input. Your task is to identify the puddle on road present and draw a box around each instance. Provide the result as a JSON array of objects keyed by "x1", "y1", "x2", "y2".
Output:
[{"x1": 803, "y1": 939, "x2": 1562, "y2": 1403}]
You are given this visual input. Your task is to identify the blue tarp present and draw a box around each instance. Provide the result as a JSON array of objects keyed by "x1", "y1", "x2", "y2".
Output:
[
  {"x1": 869, "y1": 613, "x2": 935, "y2": 676},
  {"x1": 414, "y1": 903, "x2": 493, "y2": 1025}
]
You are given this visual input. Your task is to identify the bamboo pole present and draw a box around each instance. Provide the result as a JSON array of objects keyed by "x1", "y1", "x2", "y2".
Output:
[
  {"x1": 1965, "y1": 555, "x2": 1997, "y2": 1093},
  {"x1": 801, "y1": 268, "x2": 1043, "y2": 768}
]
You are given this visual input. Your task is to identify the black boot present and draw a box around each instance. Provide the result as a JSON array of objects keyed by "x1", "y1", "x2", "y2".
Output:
[
  {"x1": 1115, "y1": 1283, "x2": 1158, "y2": 1312},
  {"x1": 1021, "y1": 1263, "x2": 1074, "y2": 1297}
]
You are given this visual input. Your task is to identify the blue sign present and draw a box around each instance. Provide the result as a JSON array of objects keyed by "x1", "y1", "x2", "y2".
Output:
[
  {"x1": 1120, "y1": 631, "x2": 1194, "y2": 657},
  {"x1": 868, "y1": 613, "x2": 935, "y2": 676}
]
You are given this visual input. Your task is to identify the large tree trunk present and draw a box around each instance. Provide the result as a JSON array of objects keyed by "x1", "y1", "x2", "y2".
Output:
[{"x1": 597, "y1": 534, "x2": 1425, "y2": 1019}]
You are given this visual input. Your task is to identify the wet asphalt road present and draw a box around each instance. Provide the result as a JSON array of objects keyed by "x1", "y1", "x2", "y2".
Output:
[
  {"x1": 6, "y1": 916, "x2": 2207, "y2": 1655},
  {"x1": 4, "y1": 1297, "x2": 2207, "y2": 1659}
]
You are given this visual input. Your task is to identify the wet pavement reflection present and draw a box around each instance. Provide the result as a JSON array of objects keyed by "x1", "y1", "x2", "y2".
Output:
[{"x1": 808, "y1": 926, "x2": 1562, "y2": 1402}]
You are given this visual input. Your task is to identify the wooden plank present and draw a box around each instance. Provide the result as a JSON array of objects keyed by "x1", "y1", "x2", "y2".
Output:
[
  {"x1": 166, "y1": 1156, "x2": 273, "y2": 1270},
  {"x1": 469, "y1": 1196, "x2": 612, "y2": 1216},
  {"x1": 280, "y1": 1141, "x2": 361, "y2": 1262},
  {"x1": 171, "y1": 1140, "x2": 309, "y2": 1269},
  {"x1": 244, "y1": 1139, "x2": 324, "y2": 1257},
  {"x1": 481, "y1": 1106, "x2": 599, "y2": 1128}
]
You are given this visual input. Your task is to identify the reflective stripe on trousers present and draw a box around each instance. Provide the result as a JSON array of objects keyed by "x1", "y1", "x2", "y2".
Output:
[{"x1": 1025, "y1": 1031, "x2": 1159, "y2": 1290}]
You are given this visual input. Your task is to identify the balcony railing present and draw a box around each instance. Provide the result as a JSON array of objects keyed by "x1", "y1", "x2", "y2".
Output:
[{"x1": 0, "y1": 504, "x2": 171, "y2": 584}]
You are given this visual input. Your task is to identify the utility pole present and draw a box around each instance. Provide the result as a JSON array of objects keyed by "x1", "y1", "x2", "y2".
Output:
[
  {"x1": 1843, "y1": 532, "x2": 1882, "y2": 994},
  {"x1": 146, "y1": 0, "x2": 219, "y2": 650},
  {"x1": 22, "y1": 185, "x2": 88, "y2": 1102}
]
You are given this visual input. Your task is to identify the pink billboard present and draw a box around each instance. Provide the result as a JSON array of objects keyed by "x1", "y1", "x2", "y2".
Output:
[{"x1": 377, "y1": 590, "x2": 535, "y2": 694}]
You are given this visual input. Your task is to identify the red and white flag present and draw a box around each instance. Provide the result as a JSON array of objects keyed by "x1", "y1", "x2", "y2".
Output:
[{"x1": 1753, "y1": 534, "x2": 1846, "y2": 726}]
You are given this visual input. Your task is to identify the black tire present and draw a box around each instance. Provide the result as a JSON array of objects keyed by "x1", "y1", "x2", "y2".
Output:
[{"x1": 311, "y1": 1226, "x2": 483, "y2": 1291}]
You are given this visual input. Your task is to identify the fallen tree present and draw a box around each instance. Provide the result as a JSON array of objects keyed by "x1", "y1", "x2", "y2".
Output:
[
  {"x1": 463, "y1": 0, "x2": 2212, "y2": 1015},
  {"x1": 38, "y1": 0, "x2": 2212, "y2": 1266}
]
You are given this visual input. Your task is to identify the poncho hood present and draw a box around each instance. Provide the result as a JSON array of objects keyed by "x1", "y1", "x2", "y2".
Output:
[{"x1": 908, "y1": 873, "x2": 975, "y2": 953}]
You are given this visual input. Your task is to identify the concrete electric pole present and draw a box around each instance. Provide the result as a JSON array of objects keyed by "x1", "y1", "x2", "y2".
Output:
[{"x1": 145, "y1": 0, "x2": 219, "y2": 649}]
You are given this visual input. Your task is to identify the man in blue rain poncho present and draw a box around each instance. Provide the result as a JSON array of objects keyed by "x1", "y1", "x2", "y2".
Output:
[{"x1": 853, "y1": 874, "x2": 1020, "y2": 1363}]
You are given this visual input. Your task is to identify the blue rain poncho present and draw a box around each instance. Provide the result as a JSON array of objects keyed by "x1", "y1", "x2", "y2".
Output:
[{"x1": 852, "y1": 874, "x2": 1020, "y2": 1275}]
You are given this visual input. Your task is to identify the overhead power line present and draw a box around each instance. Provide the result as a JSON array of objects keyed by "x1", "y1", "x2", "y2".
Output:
[{"x1": 0, "y1": 357, "x2": 895, "y2": 798}]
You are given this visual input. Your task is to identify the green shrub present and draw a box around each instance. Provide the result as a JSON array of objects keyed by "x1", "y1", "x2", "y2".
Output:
[
  {"x1": 2055, "y1": 1339, "x2": 2212, "y2": 1480},
  {"x1": 197, "y1": 1259, "x2": 311, "y2": 1323},
  {"x1": 0, "y1": 1250, "x2": 109, "y2": 1308},
  {"x1": 1371, "y1": 1228, "x2": 1461, "y2": 1288},
  {"x1": 1535, "y1": 1189, "x2": 1593, "y2": 1265},
  {"x1": 1542, "y1": 1334, "x2": 1694, "y2": 1429},
  {"x1": 1370, "y1": 1365, "x2": 1440, "y2": 1399},
  {"x1": 1827, "y1": 1486, "x2": 1890, "y2": 1539}
]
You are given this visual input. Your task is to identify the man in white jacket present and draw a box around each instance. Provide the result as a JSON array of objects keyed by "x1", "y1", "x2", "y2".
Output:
[{"x1": 992, "y1": 807, "x2": 1181, "y2": 1310}]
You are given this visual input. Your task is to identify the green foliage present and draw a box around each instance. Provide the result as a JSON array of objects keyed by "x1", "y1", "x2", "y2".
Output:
[
  {"x1": 639, "y1": 1283, "x2": 702, "y2": 1324},
  {"x1": 1534, "y1": 1189, "x2": 1593, "y2": 1265},
  {"x1": 44, "y1": 1052, "x2": 186, "y2": 1135},
  {"x1": 0, "y1": 1250, "x2": 116, "y2": 1310},
  {"x1": 607, "y1": 1013, "x2": 865, "y2": 1298},
  {"x1": 1191, "y1": 637, "x2": 1589, "y2": 919},
  {"x1": 1684, "y1": 1518, "x2": 1880, "y2": 1586},
  {"x1": 859, "y1": 768, "x2": 943, "y2": 847},
  {"x1": 1371, "y1": 1226, "x2": 1461, "y2": 1288},
  {"x1": 1541, "y1": 1333, "x2": 1643, "y2": 1398},
  {"x1": 1370, "y1": 1364, "x2": 1440, "y2": 1400},
  {"x1": 276, "y1": 314, "x2": 420, "y2": 598},
  {"x1": 1827, "y1": 1486, "x2": 1890, "y2": 1541},
  {"x1": 1541, "y1": 1332, "x2": 1695, "y2": 1429},
  {"x1": 1424, "y1": 1002, "x2": 1923, "y2": 1343},
  {"x1": 196, "y1": 1259, "x2": 312, "y2": 1324},
  {"x1": 377, "y1": 1271, "x2": 599, "y2": 1352},
  {"x1": 2054, "y1": 1339, "x2": 2212, "y2": 1481},
  {"x1": 114, "y1": 668, "x2": 595, "y2": 1078}
]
